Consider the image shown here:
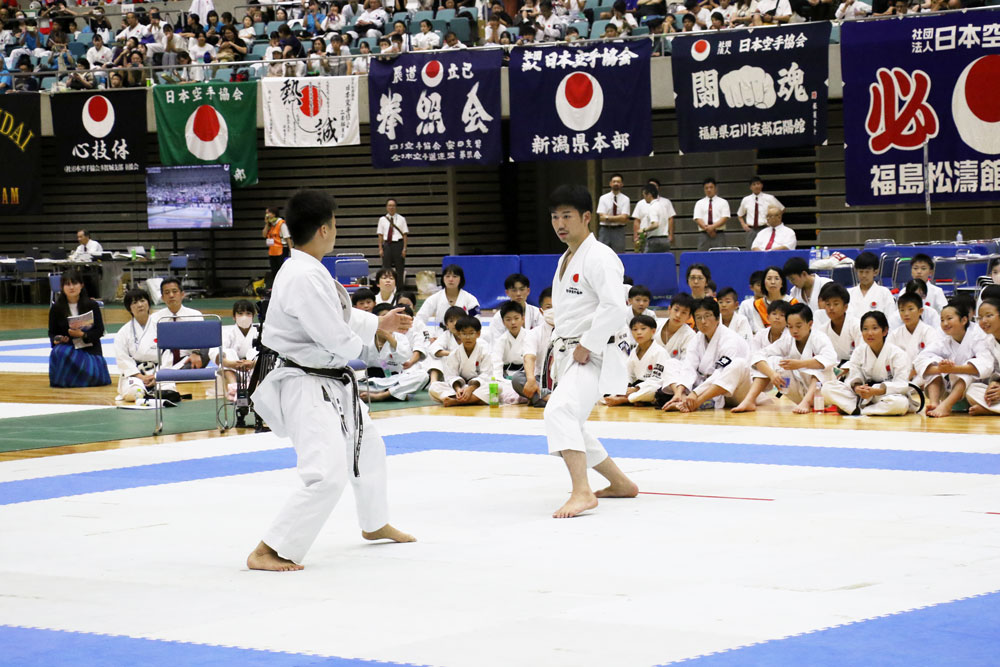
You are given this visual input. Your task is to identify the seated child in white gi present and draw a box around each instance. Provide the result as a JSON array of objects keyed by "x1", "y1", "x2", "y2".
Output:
[
  {"x1": 428, "y1": 315, "x2": 493, "y2": 406},
  {"x1": 817, "y1": 282, "x2": 862, "y2": 376},
  {"x1": 426, "y1": 305, "x2": 467, "y2": 384},
  {"x1": 751, "y1": 299, "x2": 792, "y2": 353},
  {"x1": 395, "y1": 291, "x2": 431, "y2": 350},
  {"x1": 512, "y1": 287, "x2": 554, "y2": 408},
  {"x1": 625, "y1": 284, "x2": 656, "y2": 347},
  {"x1": 487, "y1": 301, "x2": 531, "y2": 406},
  {"x1": 823, "y1": 311, "x2": 919, "y2": 416},
  {"x1": 847, "y1": 251, "x2": 895, "y2": 321},
  {"x1": 656, "y1": 292, "x2": 697, "y2": 365},
  {"x1": 717, "y1": 286, "x2": 753, "y2": 343},
  {"x1": 916, "y1": 298, "x2": 994, "y2": 418},
  {"x1": 732, "y1": 303, "x2": 837, "y2": 414},
  {"x1": 416, "y1": 263, "x2": 480, "y2": 325},
  {"x1": 487, "y1": 273, "x2": 544, "y2": 343},
  {"x1": 214, "y1": 299, "x2": 259, "y2": 399},
  {"x1": 966, "y1": 297, "x2": 1000, "y2": 416},
  {"x1": 659, "y1": 297, "x2": 752, "y2": 412},
  {"x1": 910, "y1": 253, "x2": 948, "y2": 313},
  {"x1": 886, "y1": 291, "x2": 941, "y2": 387},
  {"x1": 738, "y1": 271, "x2": 764, "y2": 330},
  {"x1": 373, "y1": 268, "x2": 397, "y2": 305},
  {"x1": 605, "y1": 314, "x2": 667, "y2": 406},
  {"x1": 359, "y1": 303, "x2": 430, "y2": 402},
  {"x1": 888, "y1": 279, "x2": 941, "y2": 331},
  {"x1": 351, "y1": 288, "x2": 376, "y2": 313}
]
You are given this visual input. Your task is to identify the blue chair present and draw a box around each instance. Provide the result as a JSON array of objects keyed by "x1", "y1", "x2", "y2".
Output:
[
  {"x1": 265, "y1": 20, "x2": 286, "y2": 34},
  {"x1": 448, "y1": 20, "x2": 473, "y2": 44},
  {"x1": 930, "y1": 256, "x2": 967, "y2": 295},
  {"x1": 412, "y1": 10, "x2": 434, "y2": 23},
  {"x1": 254, "y1": 22, "x2": 266, "y2": 36},
  {"x1": 169, "y1": 254, "x2": 190, "y2": 281},
  {"x1": 334, "y1": 257, "x2": 370, "y2": 293},
  {"x1": 48, "y1": 273, "x2": 62, "y2": 305},
  {"x1": 68, "y1": 42, "x2": 87, "y2": 58},
  {"x1": 251, "y1": 42, "x2": 271, "y2": 59},
  {"x1": 13, "y1": 258, "x2": 43, "y2": 303},
  {"x1": 153, "y1": 316, "x2": 226, "y2": 435},
  {"x1": 392, "y1": 11, "x2": 410, "y2": 23},
  {"x1": 891, "y1": 258, "x2": 912, "y2": 292},
  {"x1": 589, "y1": 20, "x2": 610, "y2": 38},
  {"x1": 436, "y1": 8, "x2": 456, "y2": 21},
  {"x1": 430, "y1": 18, "x2": 449, "y2": 34},
  {"x1": 75, "y1": 32, "x2": 94, "y2": 45}
]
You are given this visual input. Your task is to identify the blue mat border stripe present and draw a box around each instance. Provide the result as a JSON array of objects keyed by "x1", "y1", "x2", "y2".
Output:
[{"x1": 2, "y1": 431, "x2": 1000, "y2": 506}]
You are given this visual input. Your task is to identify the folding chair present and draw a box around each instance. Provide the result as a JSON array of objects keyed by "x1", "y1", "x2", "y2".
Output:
[
  {"x1": 152, "y1": 316, "x2": 228, "y2": 435},
  {"x1": 48, "y1": 273, "x2": 62, "y2": 304},
  {"x1": 708, "y1": 246, "x2": 742, "y2": 251},
  {"x1": 335, "y1": 257, "x2": 370, "y2": 293},
  {"x1": 891, "y1": 257, "x2": 912, "y2": 292}
]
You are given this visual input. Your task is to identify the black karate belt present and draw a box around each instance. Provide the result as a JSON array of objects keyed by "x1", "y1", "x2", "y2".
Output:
[
  {"x1": 281, "y1": 359, "x2": 364, "y2": 477},
  {"x1": 907, "y1": 383, "x2": 926, "y2": 414}
]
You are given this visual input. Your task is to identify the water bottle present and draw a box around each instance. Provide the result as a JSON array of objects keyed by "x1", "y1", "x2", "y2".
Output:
[
  {"x1": 813, "y1": 383, "x2": 824, "y2": 412},
  {"x1": 150, "y1": 245, "x2": 156, "y2": 260},
  {"x1": 488, "y1": 377, "x2": 499, "y2": 407},
  {"x1": 822, "y1": 246, "x2": 831, "y2": 260},
  {"x1": 809, "y1": 246, "x2": 818, "y2": 265},
  {"x1": 956, "y1": 230, "x2": 964, "y2": 243},
  {"x1": 130, "y1": 247, "x2": 136, "y2": 261}
]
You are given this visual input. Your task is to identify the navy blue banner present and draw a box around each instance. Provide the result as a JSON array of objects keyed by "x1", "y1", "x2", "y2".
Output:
[
  {"x1": 509, "y1": 39, "x2": 652, "y2": 162},
  {"x1": 368, "y1": 49, "x2": 502, "y2": 169},
  {"x1": 672, "y1": 23, "x2": 829, "y2": 154},
  {"x1": 842, "y1": 9, "x2": 1000, "y2": 206}
]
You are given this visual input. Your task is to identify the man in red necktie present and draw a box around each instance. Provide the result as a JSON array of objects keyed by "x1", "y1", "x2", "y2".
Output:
[
  {"x1": 596, "y1": 173, "x2": 631, "y2": 253},
  {"x1": 750, "y1": 206, "x2": 797, "y2": 252},
  {"x1": 694, "y1": 177, "x2": 731, "y2": 251},
  {"x1": 738, "y1": 176, "x2": 784, "y2": 250},
  {"x1": 377, "y1": 198, "x2": 409, "y2": 287}
]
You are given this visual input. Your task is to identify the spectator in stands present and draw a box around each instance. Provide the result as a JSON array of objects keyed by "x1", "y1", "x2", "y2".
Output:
[
  {"x1": 263, "y1": 206, "x2": 290, "y2": 286},
  {"x1": 187, "y1": 32, "x2": 218, "y2": 79},
  {"x1": 116, "y1": 11, "x2": 149, "y2": 43},
  {"x1": 150, "y1": 278, "x2": 211, "y2": 370},
  {"x1": 836, "y1": 0, "x2": 873, "y2": 17},
  {"x1": 489, "y1": 1, "x2": 515, "y2": 25},
  {"x1": 680, "y1": 13, "x2": 701, "y2": 32},
  {"x1": 693, "y1": 177, "x2": 731, "y2": 251},
  {"x1": 751, "y1": 206, "x2": 796, "y2": 251},
  {"x1": 417, "y1": 265, "x2": 480, "y2": 324},
  {"x1": 121, "y1": 49, "x2": 148, "y2": 87},
  {"x1": 238, "y1": 15, "x2": 257, "y2": 47},
  {"x1": 86, "y1": 33, "x2": 114, "y2": 69},
  {"x1": 217, "y1": 25, "x2": 248, "y2": 62},
  {"x1": 483, "y1": 14, "x2": 507, "y2": 43},
  {"x1": 388, "y1": 20, "x2": 411, "y2": 51},
  {"x1": 64, "y1": 58, "x2": 95, "y2": 89},
  {"x1": 114, "y1": 288, "x2": 160, "y2": 401},
  {"x1": 180, "y1": 14, "x2": 205, "y2": 41},
  {"x1": 341, "y1": 0, "x2": 363, "y2": 24},
  {"x1": 609, "y1": 0, "x2": 638, "y2": 33},
  {"x1": 442, "y1": 30, "x2": 466, "y2": 48},
  {"x1": 157, "y1": 23, "x2": 186, "y2": 70},
  {"x1": 755, "y1": 0, "x2": 793, "y2": 22},
  {"x1": 265, "y1": 50, "x2": 287, "y2": 77},
  {"x1": 12, "y1": 55, "x2": 38, "y2": 92},
  {"x1": 738, "y1": 176, "x2": 784, "y2": 249},
  {"x1": 597, "y1": 173, "x2": 630, "y2": 253},
  {"x1": 204, "y1": 10, "x2": 222, "y2": 44},
  {"x1": 717, "y1": 0, "x2": 739, "y2": 22},
  {"x1": 322, "y1": 5, "x2": 346, "y2": 33},
  {"x1": 533, "y1": 1, "x2": 565, "y2": 41},
  {"x1": 48, "y1": 269, "x2": 111, "y2": 389},
  {"x1": 146, "y1": 11, "x2": 166, "y2": 50},
  {"x1": 326, "y1": 33, "x2": 352, "y2": 75},
  {"x1": 374, "y1": 268, "x2": 398, "y2": 305},
  {"x1": 732, "y1": 0, "x2": 761, "y2": 23},
  {"x1": 686, "y1": 263, "x2": 712, "y2": 300},
  {"x1": 70, "y1": 229, "x2": 103, "y2": 261},
  {"x1": 708, "y1": 12, "x2": 726, "y2": 29},
  {"x1": 352, "y1": 40, "x2": 372, "y2": 74},
  {"x1": 518, "y1": 0, "x2": 541, "y2": 25},
  {"x1": 636, "y1": 0, "x2": 668, "y2": 18},
  {"x1": 355, "y1": 0, "x2": 388, "y2": 39},
  {"x1": 0, "y1": 61, "x2": 11, "y2": 94},
  {"x1": 600, "y1": 22, "x2": 620, "y2": 38},
  {"x1": 274, "y1": 8, "x2": 291, "y2": 23},
  {"x1": 110, "y1": 37, "x2": 139, "y2": 70},
  {"x1": 306, "y1": 37, "x2": 331, "y2": 74},
  {"x1": 408, "y1": 20, "x2": 438, "y2": 50},
  {"x1": 43, "y1": 41, "x2": 75, "y2": 73},
  {"x1": 378, "y1": 198, "x2": 408, "y2": 286}
]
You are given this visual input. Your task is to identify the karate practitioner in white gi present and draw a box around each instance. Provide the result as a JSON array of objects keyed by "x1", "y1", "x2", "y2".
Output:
[
  {"x1": 886, "y1": 292, "x2": 942, "y2": 388},
  {"x1": 916, "y1": 300, "x2": 994, "y2": 418},
  {"x1": 660, "y1": 297, "x2": 752, "y2": 412},
  {"x1": 604, "y1": 314, "x2": 668, "y2": 405},
  {"x1": 732, "y1": 304, "x2": 837, "y2": 414},
  {"x1": 247, "y1": 190, "x2": 415, "y2": 572},
  {"x1": 822, "y1": 311, "x2": 918, "y2": 416},
  {"x1": 966, "y1": 298, "x2": 1000, "y2": 416},
  {"x1": 544, "y1": 185, "x2": 638, "y2": 519}
]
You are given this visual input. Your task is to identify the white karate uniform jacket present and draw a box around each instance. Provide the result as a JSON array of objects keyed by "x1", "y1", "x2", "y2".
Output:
[
  {"x1": 220, "y1": 324, "x2": 259, "y2": 363},
  {"x1": 817, "y1": 315, "x2": 863, "y2": 364},
  {"x1": 965, "y1": 331, "x2": 1000, "y2": 413},
  {"x1": 823, "y1": 342, "x2": 915, "y2": 416},
  {"x1": 426, "y1": 328, "x2": 458, "y2": 373},
  {"x1": 847, "y1": 283, "x2": 895, "y2": 321},
  {"x1": 114, "y1": 317, "x2": 163, "y2": 395},
  {"x1": 723, "y1": 312, "x2": 753, "y2": 343},
  {"x1": 886, "y1": 320, "x2": 941, "y2": 386},
  {"x1": 362, "y1": 331, "x2": 412, "y2": 376},
  {"x1": 489, "y1": 302, "x2": 543, "y2": 335},
  {"x1": 750, "y1": 329, "x2": 837, "y2": 402},
  {"x1": 491, "y1": 327, "x2": 529, "y2": 380},
  {"x1": 415, "y1": 288, "x2": 480, "y2": 325},
  {"x1": 751, "y1": 326, "x2": 791, "y2": 353},
  {"x1": 914, "y1": 324, "x2": 994, "y2": 388},
  {"x1": 888, "y1": 304, "x2": 941, "y2": 331},
  {"x1": 524, "y1": 320, "x2": 554, "y2": 381},
  {"x1": 790, "y1": 276, "x2": 832, "y2": 326},
  {"x1": 625, "y1": 341, "x2": 669, "y2": 403},
  {"x1": 669, "y1": 324, "x2": 750, "y2": 403},
  {"x1": 924, "y1": 283, "x2": 949, "y2": 313}
]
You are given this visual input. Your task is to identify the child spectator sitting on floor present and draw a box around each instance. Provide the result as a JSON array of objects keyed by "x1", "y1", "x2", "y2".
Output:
[
  {"x1": 351, "y1": 288, "x2": 376, "y2": 313},
  {"x1": 428, "y1": 315, "x2": 493, "y2": 407},
  {"x1": 426, "y1": 305, "x2": 467, "y2": 384},
  {"x1": 605, "y1": 315, "x2": 667, "y2": 406}
]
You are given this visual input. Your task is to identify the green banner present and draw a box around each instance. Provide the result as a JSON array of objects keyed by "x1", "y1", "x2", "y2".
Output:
[{"x1": 153, "y1": 82, "x2": 258, "y2": 187}]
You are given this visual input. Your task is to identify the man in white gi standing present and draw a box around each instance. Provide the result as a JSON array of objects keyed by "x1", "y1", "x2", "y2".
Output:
[
  {"x1": 545, "y1": 184, "x2": 638, "y2": 519},
  {"x1": 248, "y1": 189, "x2": 415, "y2": 572}
]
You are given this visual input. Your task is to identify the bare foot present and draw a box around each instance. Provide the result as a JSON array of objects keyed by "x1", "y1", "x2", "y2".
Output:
[
  {"x1": 247, "y1": 541, "x2": 303, "y2": 572},
  {"x1": 553, "y1": 491, "x2": 598, "y2": 518},
  {"x1": 731, "y1": 401, "x2": 756, "y2": 413},
  {"x1": 362, "y1": 524, "x2": 416, "y2": 543},
  {"x1": 369, "y1": 390, "x2": 391, "y2": 401},
  {"x1": 595, "y1": 480, "x2": 639, "y2": 498},
  {"x1": 925, "y1": 401, "x2": 938, "y2": 413},
  {"x1": 792, "y1": 401, "x2": 811, "y2": 414},
  {"x1": 927, "y1": 404, "x2": 953, "y2": 418},
  {"x1": 441, "y1": 397, "x2": 461, "y2": 407},
  {"x1": 969, "y1": 404, "x2": 990, "y2": 416}
]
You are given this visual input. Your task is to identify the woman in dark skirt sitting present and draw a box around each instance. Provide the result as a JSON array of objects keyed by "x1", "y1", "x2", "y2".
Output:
[{"x1": 48, "y1": 269, "x2": 111, "y2": 388}]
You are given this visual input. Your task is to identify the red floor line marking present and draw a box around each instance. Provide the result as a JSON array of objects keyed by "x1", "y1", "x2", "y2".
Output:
[
  {"x1": 987, "y1": 512, "x2": 1000, "y2": 515},
  {"x1": 638, "y1": 491, "x2": 774, "y2": 502}
]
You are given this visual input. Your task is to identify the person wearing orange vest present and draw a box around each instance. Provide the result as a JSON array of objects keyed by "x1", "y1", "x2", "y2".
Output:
[{"x1": 263, "y1": 206, "x2": 292, "y2": 286}]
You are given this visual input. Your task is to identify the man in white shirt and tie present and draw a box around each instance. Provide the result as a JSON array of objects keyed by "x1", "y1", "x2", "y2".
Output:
[
  {"x1": 693, "y1": 177, "x2": 731, "y2": 251},
  {"x1": 751, "y1": 207, "x2": 797, "y2": 251},
  {"x1": 70, "y1": 229, "x2": 103, "y2": 261},
  {"x1": 596, "y1": 173, "x2": 630, "y2": 253},
  {"x1": 377, "y1": 198, "x2": 408, "y2": 287},
  {"x1": 737, "y1": 176, "x2": 784, "y2": 250}
]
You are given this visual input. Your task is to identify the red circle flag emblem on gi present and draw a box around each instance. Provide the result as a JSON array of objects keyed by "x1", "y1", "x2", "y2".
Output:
[
  {"x1": 555, "y1": 71, "x2": 603, "y2": 132},
  {"x1": 952, "y1": 55, "x2": 1000, "y2": 155},
  {"x1": 185, "y1": 105, "x2": 229, "y2": 161},
  {"x1": 421, "y1": 60, "x2": 444, "y2": 88},
  {"x1": 299, "y1": 85, "x2": 323, "y2": 117},
  {"x1": 82, "y1": 95, "x2": 114, "y2": 139},
  {"x1": 871, "y1": 301, "x2": 877, "y2": 307},
  {"x1": 572, "y1": 273, "x2": 579, "y2": 282},
  {"x1": 692, "y1": 39, "x2": 710, "y2": 62}
]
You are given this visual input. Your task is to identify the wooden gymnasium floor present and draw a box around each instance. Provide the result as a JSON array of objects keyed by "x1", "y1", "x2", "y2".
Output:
[{"x1": 2, "y1": 301, "x2": 997, "y2": 465}]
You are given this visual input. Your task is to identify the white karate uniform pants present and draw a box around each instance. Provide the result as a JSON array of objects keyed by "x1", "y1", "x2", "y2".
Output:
[
  {"x1": 544, "y1": 351, "x2": 609, "y2": 468},
  {"x1": 263, "y1": 376, "x2": 389, "y2": 564},
  {"x1": 750, "y1": 358, "x2": 812, "y2": 404},
  {"x1": 699, "y1": 358, "x2": 752, "y2": 408},
  {"x1": 362, "y1": 368, "x2": 429, "y2": 401},
  {"x1": 821, "y1": 380, "x2": 910, "y2": 416},
  {"x1": 627, "y1": 378, "x2": 661, "y2": 403},
  {"x1": 966, "y1": 382, "x2": 1000, "y2": 414}
]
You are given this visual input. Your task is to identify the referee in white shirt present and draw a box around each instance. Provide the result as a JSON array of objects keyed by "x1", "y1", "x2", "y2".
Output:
[
  {"x1": 737, "y1": 176, "x2": 784, "y2": 250},
  {"x1": 596, "y1": 173, "x2": 630, "y2": 253},
  {"x1": 377, "y1": 198, "x2": 408, "y2": 286}
]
